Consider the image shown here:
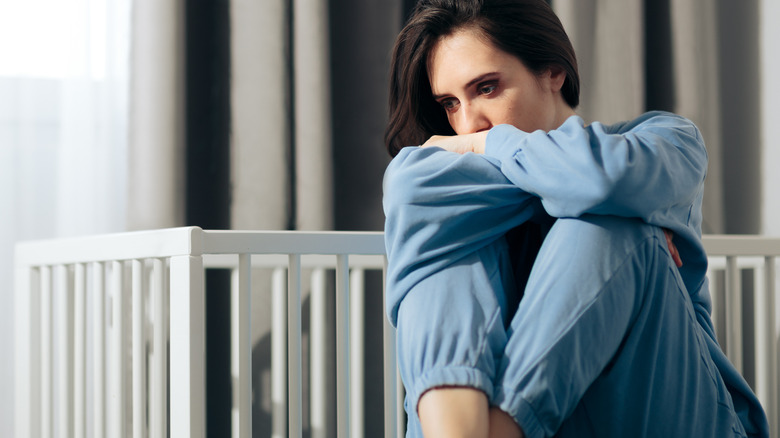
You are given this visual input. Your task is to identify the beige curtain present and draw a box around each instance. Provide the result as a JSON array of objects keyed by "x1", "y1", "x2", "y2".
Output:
[
  {"x1": 230, "y1": 0, "x2": 290, "y2": 231},
  {"x1": 293, "y1": 0, "x2": 335, "y2": 231},
  {"x1": 555, "y1": 0, "x2": 645, "y2": 124},
  {"x1": 229, "y1": 0, "x2": 392, "y2": 234},
  {"x1": 762, "y1": 0, "x2": 780, "y2": 237},
  {"x1": 669, "y1": 0, "x2": 724, "y2": 233},
  {"x1": 127, "y1": 0, "x2": 186, "y2": 230},
  {"x1": 555, "y1": 0, "x2": 726, "y2": 233}
]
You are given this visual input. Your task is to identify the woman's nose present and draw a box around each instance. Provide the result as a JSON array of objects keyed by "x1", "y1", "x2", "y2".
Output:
[{"x1": 456, "y1": 103, "x2": 492, "y2": 134}]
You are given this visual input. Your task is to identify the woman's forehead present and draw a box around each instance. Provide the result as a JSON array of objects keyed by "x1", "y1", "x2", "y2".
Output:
[{"x1": 427, "y1": 28, "x2": 521, "y2": 92}]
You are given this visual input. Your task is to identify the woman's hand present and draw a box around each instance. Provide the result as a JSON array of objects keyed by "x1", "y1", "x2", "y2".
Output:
[
  {"x1": 422, "y1": 131, "x2": 489, "y2": 154},
  {"x1": 663, "y1": 228, "x2": 683, "y2": 267}
]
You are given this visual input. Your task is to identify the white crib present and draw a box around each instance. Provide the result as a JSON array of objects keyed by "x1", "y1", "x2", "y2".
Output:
[{"x1": 13, "y1": 228, "x2": 780, "y2": 438}]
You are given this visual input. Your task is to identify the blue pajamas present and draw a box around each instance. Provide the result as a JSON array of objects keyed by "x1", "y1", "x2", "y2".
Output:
[{"x1": 383, "y1": 112, "x2": 768, "y2": 437}]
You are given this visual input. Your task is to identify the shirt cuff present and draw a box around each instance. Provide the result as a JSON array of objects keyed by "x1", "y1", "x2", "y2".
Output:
[{"x1": 485, "y1": 124, "x2": 528, "y2": 162}]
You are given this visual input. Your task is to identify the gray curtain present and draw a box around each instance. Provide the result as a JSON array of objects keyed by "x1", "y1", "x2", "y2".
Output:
[
  {"x1": 127, "y1": 0, "x2": 186, "y2": 231},
  {"x1": 127, "y1": 0, "x2": 763, "y2": 237},
  {"x1": 230, "y1": 0, "x2": 291, "y2": 231},
  {"x1": 668, "y1": 0, "x2": 725, "y2": 234},
  {"x1": 555, "y1": 0, "x2": 646, "y2": 124},
  {"x1": 229, "y1": 0, "x2": 393, "y2": 234},
  {"x1": 555, "y1": 0, "x2": 762, "y2": 235}
]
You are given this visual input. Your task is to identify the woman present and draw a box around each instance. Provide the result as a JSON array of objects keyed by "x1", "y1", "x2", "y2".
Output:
[{"x1": 382, "y1": 0, "x2": 769, "y2": 437}]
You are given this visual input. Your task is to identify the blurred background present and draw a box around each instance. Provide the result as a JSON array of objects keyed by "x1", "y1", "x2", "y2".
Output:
[{"x1": 1, "y1": 0, "x2": 778, "y2": 436}]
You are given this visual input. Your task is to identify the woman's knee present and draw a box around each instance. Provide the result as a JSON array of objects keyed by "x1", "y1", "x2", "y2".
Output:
[
  {"x1": 525, "y1": 215, "x2": 664, "y2": 294},
  {"x1": 542, "y1": 215, "x2": 659, "y2": 261},
  {"x1": 549, "y1": 215, "x2": 654, "y2": 242}
]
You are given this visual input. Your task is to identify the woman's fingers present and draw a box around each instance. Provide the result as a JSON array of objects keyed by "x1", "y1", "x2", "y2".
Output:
[
  {"x1": 421, "y1": 131, "x2": 488, "y2": 154},
  {"x1": 663, "y1": 228, "x2": 683, "y2": 267}
]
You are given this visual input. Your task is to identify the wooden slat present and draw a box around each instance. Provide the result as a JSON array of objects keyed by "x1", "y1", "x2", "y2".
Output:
[
  {"x1": 57, "y1": 265, "x2": 73, "y2": 438},
  {"x1": 41, "y1": 266, "x2": 52, "y2": 438},
  {"x1": 231, "y1": 254, "x2": 252, "y2": 438},
  {"x1": 350, "y1": 268, "x2": 365, "y2": 438},
  {"x1": 110, "y1": 261, "x2": 126, "y2": 438},
  {"x1": 93, "y1": 262, "x2": 106, "y2": 438},
  {"x1": 271, "y1": 267, "x2": 288, "y2": 438},
  {"x1": 336, "y1": 255, "x2": 350, "y2": 438},
  {"x1": 288, "y1": 255, "x2": 303, "y2": 438},
  {"x1": 169, "y1": 256, "x2": 206, "y2": 438},
  {"x1": 150, "y1": 258, "x2": 168, "y2": 438},
  {"x1": 310, "y1": 268, "x2": 328, "y2": 438},
  {"x1": 74, "y1": 264, "x2": 87, "y2": 438},
  {"x1": 725, "y1": 256, "x2": 743, "y2": 373},
  {"x1": 132, "y1": 260, "x2": 146, "y2": 438}
]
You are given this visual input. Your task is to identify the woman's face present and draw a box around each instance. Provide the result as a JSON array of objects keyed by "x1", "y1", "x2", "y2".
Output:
[{"x1": 427, "y1": 27, "x2": 573, "y2": 135}]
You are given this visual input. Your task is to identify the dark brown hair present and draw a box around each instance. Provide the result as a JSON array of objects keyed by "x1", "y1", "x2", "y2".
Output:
[{"x1": 385, "y1": 0, "x2": 579, "y2": 156}]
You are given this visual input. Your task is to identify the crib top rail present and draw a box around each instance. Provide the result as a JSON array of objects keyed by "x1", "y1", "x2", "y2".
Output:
[
  {"x1": 202, "y1": 229, "x2": 385, "y2": 255},
  {"x1": 701, "y1": 234, "x2": 780, "y2": 256},
  {"x1": 16, "y1": 229, "x2": 780, "y2": 268},
  {"x1": 15, "y1": 226, "x2": 386, "y2": 267}
]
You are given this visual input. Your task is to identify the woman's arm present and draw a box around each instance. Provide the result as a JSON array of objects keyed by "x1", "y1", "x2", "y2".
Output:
[
  {"x1": 383, "y1": 146, "x2": 541, "y2": 325},
  {"x1": 484, "y1": 111, "x2": 707, "y2": 228}
]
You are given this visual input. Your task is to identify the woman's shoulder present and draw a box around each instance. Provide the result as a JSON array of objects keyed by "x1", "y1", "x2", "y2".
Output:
[{"x1": 600, "y1": 111, "x2": 701, "y2": 138}]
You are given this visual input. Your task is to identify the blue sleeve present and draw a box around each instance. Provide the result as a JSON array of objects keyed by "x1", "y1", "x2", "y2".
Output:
[
  {"x1": 383, "y1": 146, "x2": 541, "y2": 325},
  {"x1": 484, "y1": 111, "x2": 707, "y2": 232}
]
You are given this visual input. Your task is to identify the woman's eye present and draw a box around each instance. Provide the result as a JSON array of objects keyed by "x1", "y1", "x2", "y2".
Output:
[
  {"x1": 440, "y1": 99, "x2": 458, "y2": 112},
  {"x1": 479, "y1": 83, "x2": 497, "y2": 95}
]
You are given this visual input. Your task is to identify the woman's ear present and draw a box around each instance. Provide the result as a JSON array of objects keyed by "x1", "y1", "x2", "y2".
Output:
[{"x1": 548, "y1": 66, "x2": 566, "y2": 92}]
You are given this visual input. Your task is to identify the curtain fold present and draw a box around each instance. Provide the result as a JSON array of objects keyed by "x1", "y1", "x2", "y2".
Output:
[
  {"x1": 716, "y1": 0, "x2": 761, "y2": 235},
  {"x1": 761, "y1": 0, "x2": 780, "y2": 237},
  {"x1": 230, "y1": 0, "x2": 291, "y2": 231},
  {"x1": 294, "y1": 0, "x2": 335, "y2": 231},
  {"x1": 670, "y1": 0, "x2": 724, "y2": 233},
  {"x1": 127, "y1": 0, "x2": 185, "y2": 230},
  {"x1": 330, "y1": 0, "x2": 395, "y2": 231},
  {"x1": 554, "y1": 0, "x2": 645, "y2": 124}
]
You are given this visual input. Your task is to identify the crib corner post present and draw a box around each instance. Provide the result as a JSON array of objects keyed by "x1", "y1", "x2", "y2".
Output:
[
  {"x1": 169, "y1": 255, "x2": 206, "y2": 438},
  {"x1": 14, "y1": 264, "x2": 38, "y2": 438}
]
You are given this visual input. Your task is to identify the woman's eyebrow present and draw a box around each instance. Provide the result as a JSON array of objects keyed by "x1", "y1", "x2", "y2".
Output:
[{"x1": 432, "y1": 72, "x2": 500, "y2": 100}]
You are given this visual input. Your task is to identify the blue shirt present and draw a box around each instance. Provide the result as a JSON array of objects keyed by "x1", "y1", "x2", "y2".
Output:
[{"x1": 383, "y1": 111, "x2": 768, "y2": 436}]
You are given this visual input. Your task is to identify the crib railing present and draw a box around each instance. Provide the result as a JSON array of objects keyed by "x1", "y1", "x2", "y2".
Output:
[
  {"x1": 703, "y1": 235, "x2": 779, "y2": 437},
  {"x1": 14, "y1": 229, "x2": 780, "y2": 438},
  {"x1": 14, "y1": 227, "x2": 396, "y2": 438}
]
